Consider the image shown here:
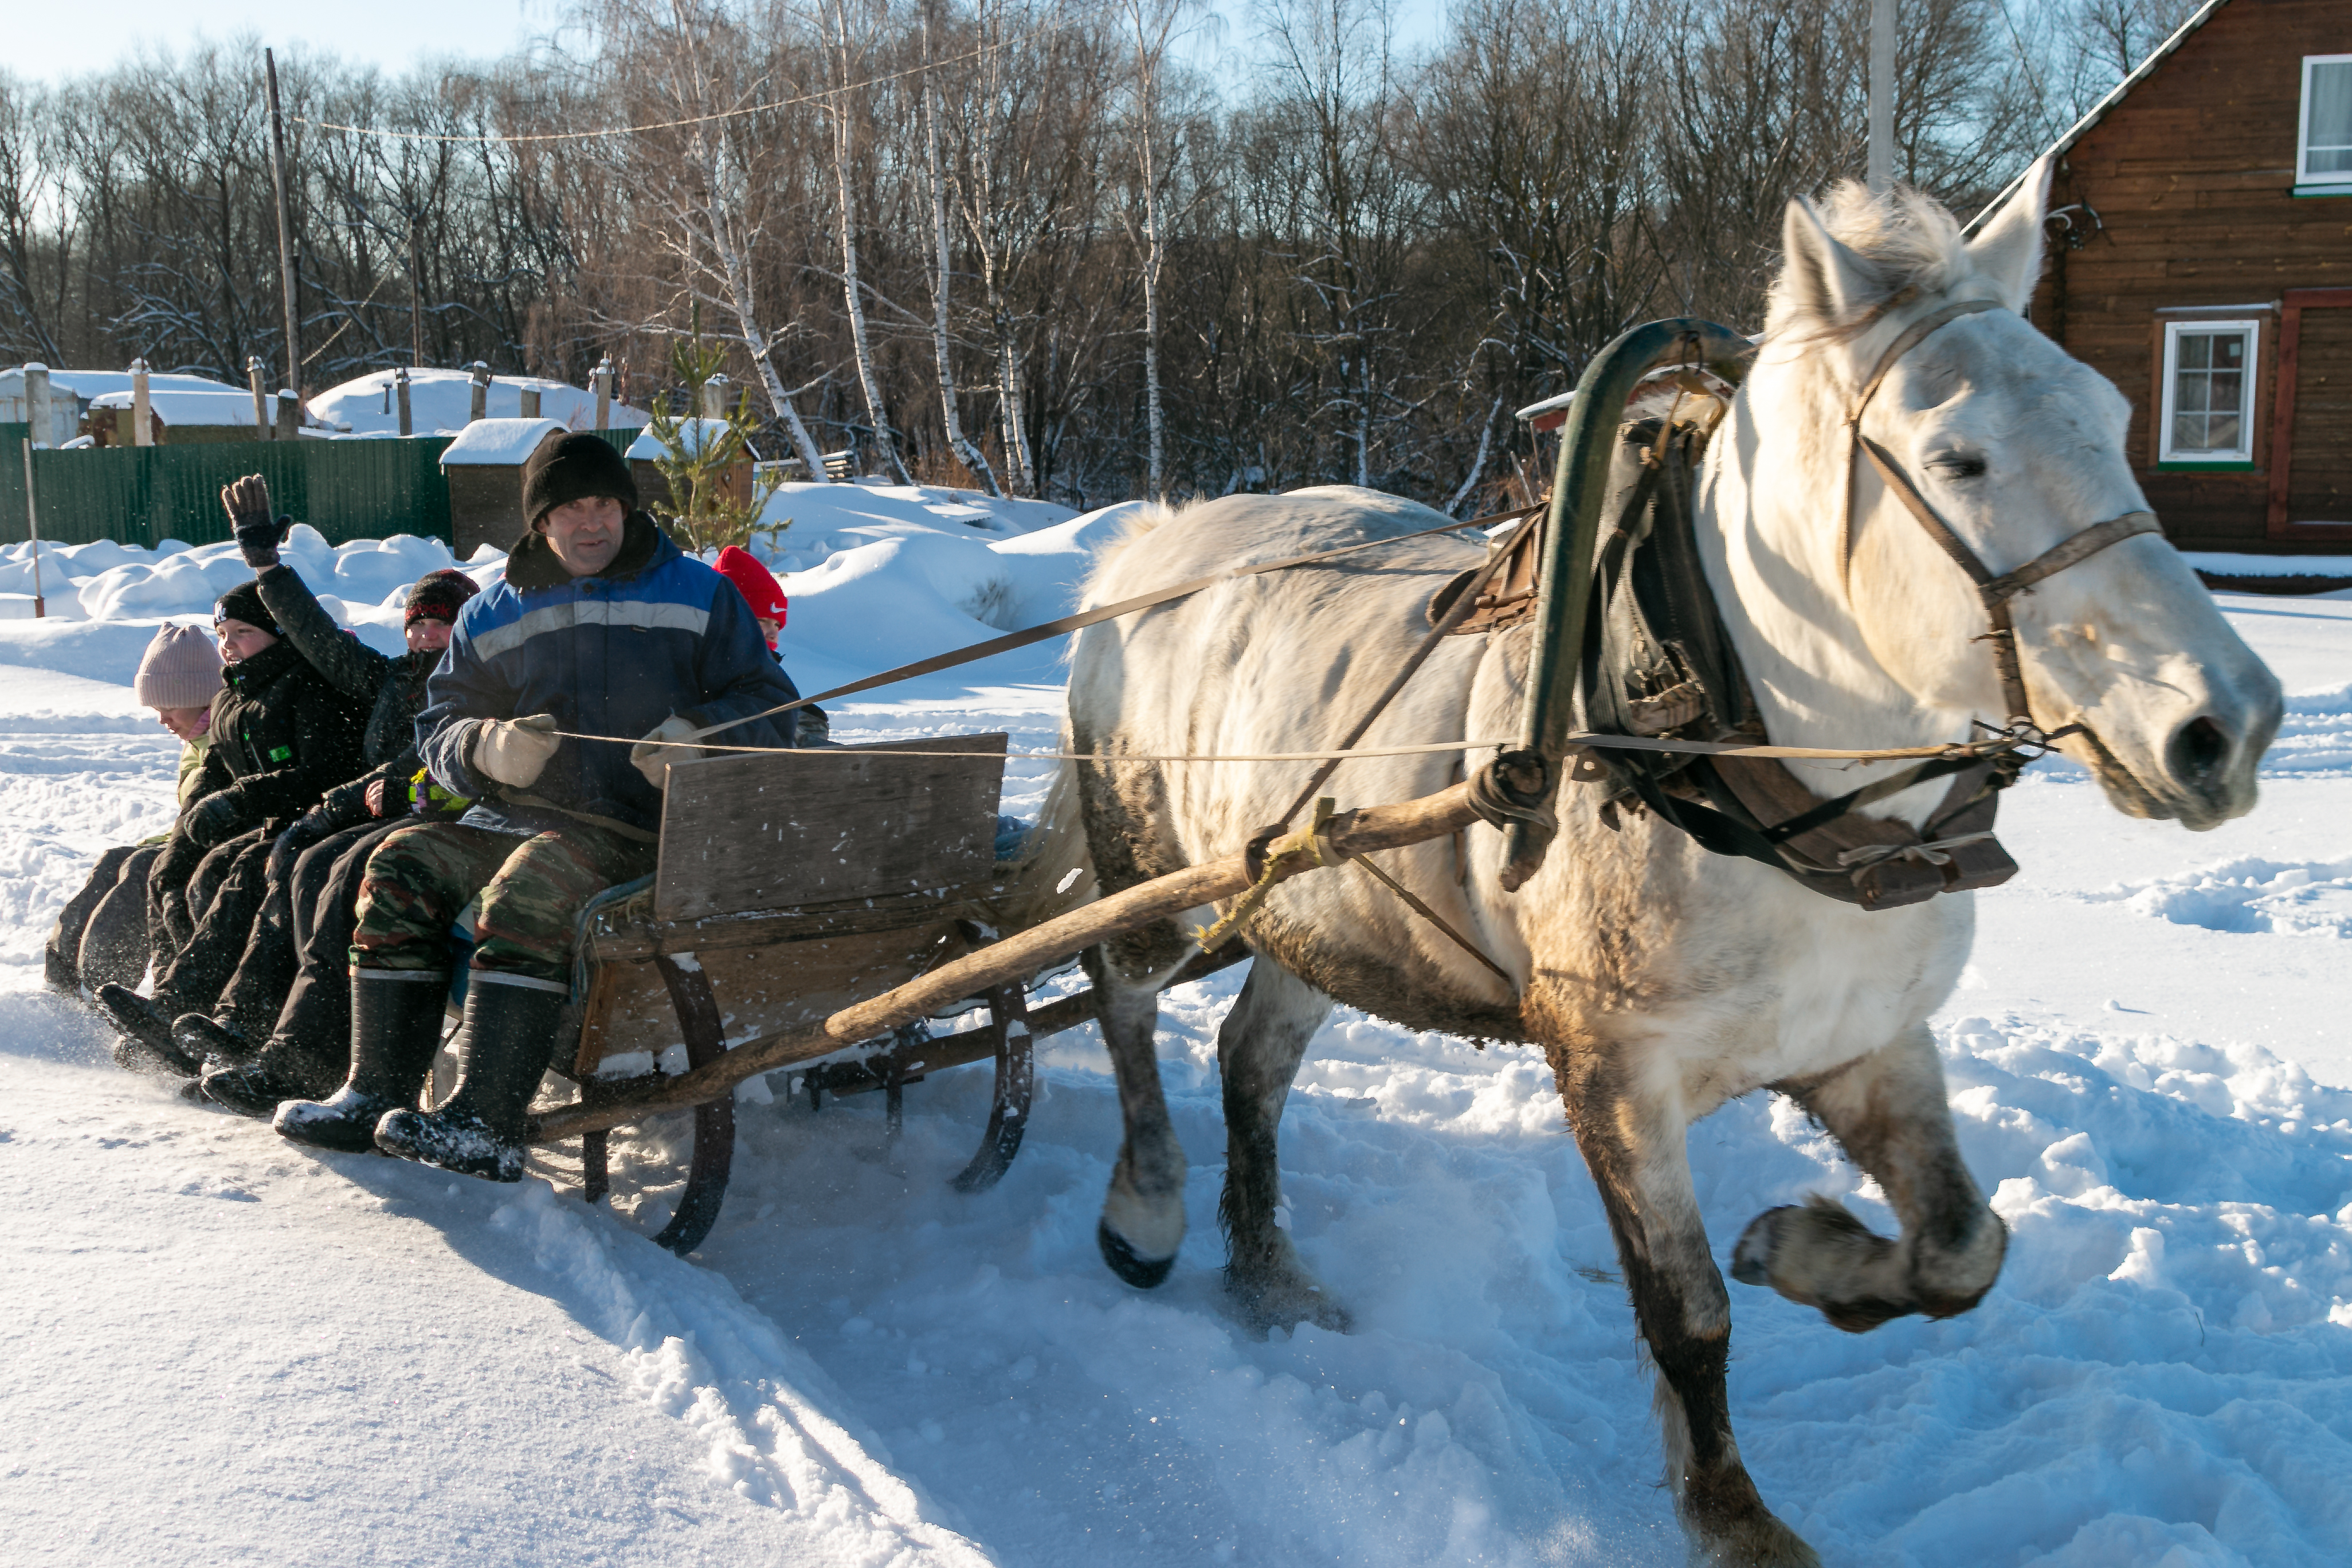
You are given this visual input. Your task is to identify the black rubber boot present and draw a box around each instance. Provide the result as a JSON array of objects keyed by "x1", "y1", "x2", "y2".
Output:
[
  {"x1": 96, "y1": 983, "x2": 202, "y2": 1077},
  {"x1": 275, "y1": 971, "x2": 448, "y2": 1153},
  {"x1": 199, "y1": 1024, "x2": 347, "y2": 1119},
  {"x1": 174, "y1": 1013, "x2": 258, "y2": 1070},
  {"x1": 374, "y1": 976, "x2": 563, "y2": 1183}
]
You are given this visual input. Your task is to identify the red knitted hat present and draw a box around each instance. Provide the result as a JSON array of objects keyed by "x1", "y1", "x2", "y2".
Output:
[
  {"x1": 405, "y1": 568, "x2": 481, "y2": 627},
  {"x1": 714, "y1": 546, "x2": 787, "y2": 626}
]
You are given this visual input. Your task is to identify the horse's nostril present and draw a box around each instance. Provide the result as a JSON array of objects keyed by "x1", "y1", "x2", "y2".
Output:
[{"x1": 2170, "y1": 716, "x2": 2229, "y2": 783}]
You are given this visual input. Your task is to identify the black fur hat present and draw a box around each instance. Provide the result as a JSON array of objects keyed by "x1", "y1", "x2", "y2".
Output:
[
  {"x1": 213, "y1": 579, "x2": 281, "y2": 636},
  {"x1": 522, "y1": 432, "x2": 637, "y2": 527}
]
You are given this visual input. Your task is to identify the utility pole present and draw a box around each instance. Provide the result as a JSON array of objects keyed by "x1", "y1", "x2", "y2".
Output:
[
  {"x1": 265, "y1": 49, "x2": 302, "y2": 398},
  {"x1": 408, "y1": 215, "x2": 426, "y2": 367},
  {"x1": 1868, "y1": 0, "x2": 1895, "y2": 193}
]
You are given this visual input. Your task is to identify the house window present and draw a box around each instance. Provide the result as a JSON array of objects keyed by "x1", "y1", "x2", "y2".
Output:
[
  {"x1": 2159, "y1": 320, "x2": 2259, "y2": 464},
  {"x1": 2302, "y1": 55, "x2": 2352, "y2": 186}
]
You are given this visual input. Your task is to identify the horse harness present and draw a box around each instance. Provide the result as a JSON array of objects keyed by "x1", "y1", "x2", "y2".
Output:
[
  {"x1": 1841, "y1": 297, "x2": 2161, "y2": 731},
  {"x1": 1437, "y1": 304, "x2": 2162, "y2": 912}
]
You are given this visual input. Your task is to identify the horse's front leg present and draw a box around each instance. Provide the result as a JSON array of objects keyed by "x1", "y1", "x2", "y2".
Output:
[
  {"x1": 1553, "y1": 1039, "x2": 1820, "y2": 1567},
  {"x1": 1216, "y1": 955, "x2": 1346, "y2": 1333},
  {"x1": 1733, "y1": 1024, "x2": 2007, "y2": 1331},
  {"x1": 1085, "y1": 942, "x2": 1188, "y2": 1288}
]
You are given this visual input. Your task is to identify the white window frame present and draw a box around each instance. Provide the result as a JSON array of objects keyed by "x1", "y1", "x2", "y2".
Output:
[
  {"x1": 2158, "y1": 319, "x2": 2260, "y2": 464},
  {"x1": 2300, "y1": 54, "x2": 2352, "y2": 188}
]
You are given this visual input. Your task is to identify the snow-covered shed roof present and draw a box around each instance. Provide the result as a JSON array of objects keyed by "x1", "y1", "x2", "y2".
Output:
[
  {"x1": 1, "y1": 367, "x2": 239, "y2": 401},
  {"x1": 438, "y1": 418, "x2": 565, "y2": 467},
  {"x1": 87, "y1": 389, "x2": 268, "y2": 428},
  {"x1": 625, "y1": 418, "x2": 757, "y2": 462},
  {"x1": 309, "y1": 368, "x2": 651, "y2": 438}
]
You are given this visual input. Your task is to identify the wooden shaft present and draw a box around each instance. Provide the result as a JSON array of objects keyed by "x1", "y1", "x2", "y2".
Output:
[
  {"x1": 825, "y1": 778, "x2": 1482, "y2": 1042},
  {"x1": 530, "y1": 779, "x2": 1484, "y2": 1143}
]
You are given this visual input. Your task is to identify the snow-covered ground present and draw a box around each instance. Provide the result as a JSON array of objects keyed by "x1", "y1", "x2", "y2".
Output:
[{"x1": 2, "y1": 501, "x2": 2347, "y2": 1567}]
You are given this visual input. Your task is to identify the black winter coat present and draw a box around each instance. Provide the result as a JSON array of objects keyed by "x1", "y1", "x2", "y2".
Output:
[
  {"x1": 185, "y1": 638, "x2": 374, "y2": 839},
  {"x1": 256, "y1": 564, "x2": 445, "y2": 831}
]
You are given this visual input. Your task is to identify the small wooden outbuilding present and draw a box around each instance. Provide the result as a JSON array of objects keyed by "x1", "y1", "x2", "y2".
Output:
[
  {"x1": 438, "y1": 418, "x2": 565, "y2": 561},
  {"x1": 1999, "y1": 0, "x2": 2352, "y2": 552},
  {"x1": 625, "y1": 420, "x2": 758, "y2": 519}
]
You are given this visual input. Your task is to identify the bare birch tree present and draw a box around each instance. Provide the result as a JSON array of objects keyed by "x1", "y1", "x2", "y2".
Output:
[
  {"x1": 922, "y1": 2, "x2": 1001, "y2": 493},
  {"x1": 831, "y1": 0, "x2": 913, "y2": 483}
]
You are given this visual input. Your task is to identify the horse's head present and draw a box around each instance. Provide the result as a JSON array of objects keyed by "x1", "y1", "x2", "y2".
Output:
[{"x1": 1732, "y1": 162, "x2": 2279, "y2": 830}]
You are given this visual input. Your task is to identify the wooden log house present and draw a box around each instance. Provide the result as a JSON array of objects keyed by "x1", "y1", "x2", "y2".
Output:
[{"x1": 1998, "y1": 0, "x2": 2351, "y2": 555}]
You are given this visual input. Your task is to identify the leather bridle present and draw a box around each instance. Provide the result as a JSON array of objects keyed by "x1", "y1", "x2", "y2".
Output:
[{"x1": 1844, "y1": 297, "x2": 2161, "y2": 730}]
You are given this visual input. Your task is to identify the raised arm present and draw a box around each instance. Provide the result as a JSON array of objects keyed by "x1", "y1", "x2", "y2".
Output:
[{"x1": 223, "y1": 474, "x2": 392, "y2": 700}]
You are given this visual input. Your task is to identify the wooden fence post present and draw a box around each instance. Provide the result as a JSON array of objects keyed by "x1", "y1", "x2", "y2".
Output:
[
  {"x1": 19, "y1": 439, "x2": 44, "y2": 617},
  {"x1": 593, "y1": 356, "x2": 613, "y2": 430},
  {"x1": 395, "y1": 366, "x2": 413, "y2": 437},
  {"x1": 468, "y1": 362, "x2": 489, "y2": 423},
  {"x1": 130, "y1": 358, "x2": 154, "y2": 448},
  {"x1": 22, "y1": 363, "x2": 49, "y2": 449},
  {"x1": 248, "y1": 356, "x2": 270, "y2": 440}
]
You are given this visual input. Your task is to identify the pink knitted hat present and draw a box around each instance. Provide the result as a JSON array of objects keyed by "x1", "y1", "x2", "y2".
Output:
[{"x1": 134, "y1": 623, "x2": 224, "y2": 709}]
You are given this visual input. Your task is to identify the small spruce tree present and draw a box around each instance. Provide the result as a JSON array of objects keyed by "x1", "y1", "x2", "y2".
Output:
[{"x1": 644, "y1": 331, "x2": 781, "y2": 554}]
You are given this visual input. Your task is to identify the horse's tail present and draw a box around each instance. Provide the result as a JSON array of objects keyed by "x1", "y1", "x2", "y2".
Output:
[{"x1": 997, "y1": 756, "x2": 1097, "y2": 934}]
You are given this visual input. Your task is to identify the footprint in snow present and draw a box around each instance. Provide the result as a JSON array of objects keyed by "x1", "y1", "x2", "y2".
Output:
[{"x1": 2081, "y1": 853, "x2": 2352, "y2": 936}]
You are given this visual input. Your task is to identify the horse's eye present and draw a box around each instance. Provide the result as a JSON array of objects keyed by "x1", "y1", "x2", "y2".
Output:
[{"x1": 1929, "y1": 452, "x2": 1987, "y2": 480}]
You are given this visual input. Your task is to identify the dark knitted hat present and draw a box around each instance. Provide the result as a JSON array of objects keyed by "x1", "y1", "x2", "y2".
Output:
[
  {"x1": 214, "y1": 579, "x2": 280, "y2": 637},
  {"x1": 522, "y1": 432, "x2": 637, "y2": 527},
  {"x1": 405, "y1": 568, "x2": 480, "y2": 626}
]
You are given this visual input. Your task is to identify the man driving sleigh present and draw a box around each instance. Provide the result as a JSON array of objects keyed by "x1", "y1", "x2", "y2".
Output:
[{"x1": 275, "y1": 433, "x2": 802, "y2": 1181}]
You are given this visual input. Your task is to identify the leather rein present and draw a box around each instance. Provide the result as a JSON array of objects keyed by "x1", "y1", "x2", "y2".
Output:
[{"x1": 1843, "y1": 297, "x2": 2161, "y2": 734}]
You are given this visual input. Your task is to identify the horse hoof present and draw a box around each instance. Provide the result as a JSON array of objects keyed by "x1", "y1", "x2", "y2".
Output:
[
  {"x1": 1098, "y1": 1220, "x2": 1177, "y2": 1289},
  {"x1": 1226, "y1": 1272, "x2": 1353, "y2": 1336},
  {"x1": 1730, "y1": 1206, "x2": 1791, "y2": 1287}
]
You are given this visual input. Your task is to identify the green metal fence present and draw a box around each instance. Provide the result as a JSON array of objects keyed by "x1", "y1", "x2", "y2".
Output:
[{"x1": 2, "y1": 427, "x2": 646, "y2": 552}]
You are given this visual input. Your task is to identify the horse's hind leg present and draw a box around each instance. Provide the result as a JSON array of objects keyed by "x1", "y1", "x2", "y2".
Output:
[
  {"x1": 1215, "y1": 956, "x2": 1345, "y2": 1334},
  {"x1": 1552, "y1": 1039, "x2": 1820, "y2": 1568},
  {"x1": 1087, "y1": 943, "x2": 1189, "y2": 1289},
  {"x1": 1734, "y1": 1025, "x2": 2006, "y2": 1331}
]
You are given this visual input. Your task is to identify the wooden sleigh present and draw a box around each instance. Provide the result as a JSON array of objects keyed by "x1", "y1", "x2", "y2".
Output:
[{"x1": 528, "y1": 729, "x2": 1491, "y2": 1255}]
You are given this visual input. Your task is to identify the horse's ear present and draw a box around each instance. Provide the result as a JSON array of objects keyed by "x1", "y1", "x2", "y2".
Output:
[
  {"x1": 1779, "y1": 195, "x2": 1880, "y2": 331},
  {"x1": 1967, "y1": 156, "x2": 2053, "y2": 313}
]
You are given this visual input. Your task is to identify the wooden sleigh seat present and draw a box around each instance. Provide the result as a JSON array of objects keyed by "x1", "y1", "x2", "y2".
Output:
[{"x1": 557, "y1": 732, "x2": 1030, "y2": 1253}]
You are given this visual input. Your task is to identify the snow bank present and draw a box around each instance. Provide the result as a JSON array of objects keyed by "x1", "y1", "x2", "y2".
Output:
[
  {"x1": 308, "y1": 367, "x2": 652, "y2": 438},
  {"x1": 0, "y1": 487, "x2": 1095, "y2": 696}
]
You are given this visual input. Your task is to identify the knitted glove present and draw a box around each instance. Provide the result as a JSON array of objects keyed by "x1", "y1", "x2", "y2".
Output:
[
  {"x1": 221, "y1": 475, "x2": 291, "y2": 568},
  {"x1": 182, "y1": 790, "x2": 248, "y2": 848},
  {"x1": 629, "y1": 715, "x2": 703, "y2": 791},
  {"x1": 473, "y1": 715, "x2": 561, "y2": 789}
]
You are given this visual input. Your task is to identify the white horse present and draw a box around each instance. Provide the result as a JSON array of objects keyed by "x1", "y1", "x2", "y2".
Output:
[{"x1": 1038, "y1": 165, "x2": 2280, "y2": 1566}]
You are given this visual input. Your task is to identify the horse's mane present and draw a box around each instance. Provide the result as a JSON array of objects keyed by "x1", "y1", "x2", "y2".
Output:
[{"x1": 1764, "y1": 180, "x2": 1976, "y2": 342}]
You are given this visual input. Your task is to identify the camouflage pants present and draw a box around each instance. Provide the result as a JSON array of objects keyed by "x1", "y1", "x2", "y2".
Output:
[{"x1": 351, "y1": 821, "x2": 654, "y2": 984}]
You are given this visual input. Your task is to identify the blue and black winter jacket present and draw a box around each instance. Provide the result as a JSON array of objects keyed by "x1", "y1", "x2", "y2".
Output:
[{"x1": 416, "y1": 513, "x2": 799, "y2": 837}]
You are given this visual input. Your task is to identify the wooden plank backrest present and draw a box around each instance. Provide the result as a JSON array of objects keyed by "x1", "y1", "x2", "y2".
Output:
[{"x1": 652, "y1": 732, "x2": 1008, "y2": 923}]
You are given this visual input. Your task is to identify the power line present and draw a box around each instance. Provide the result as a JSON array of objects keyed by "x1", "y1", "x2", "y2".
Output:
[{"x1": 287, "y1": 40, "x2": 1000, "y2": 145}]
